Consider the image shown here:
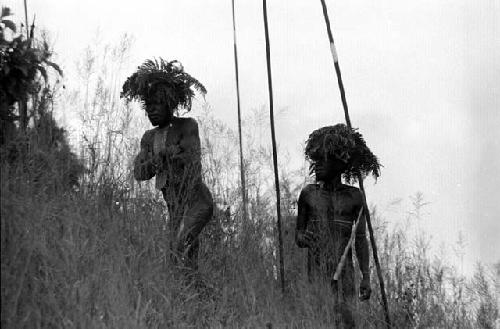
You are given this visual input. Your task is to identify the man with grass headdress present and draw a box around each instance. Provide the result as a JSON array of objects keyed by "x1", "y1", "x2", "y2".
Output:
[
  {"x1": 296, "y1": 124, "x2": 381, "y2": 328},
  {"x1": 121, "y1": 58, "x2": 213, "y2": 270}
]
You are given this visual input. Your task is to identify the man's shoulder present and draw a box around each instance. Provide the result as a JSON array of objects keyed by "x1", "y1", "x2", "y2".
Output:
[
  {"x1": 340, "y1": 183, "x2": 360, "y2": 192},
  {"x1": 339, "y1": 184, "x2": 363, "y2": 201},
  {"x1": 301, "y1": 183, "x2": 321, "y2": 195},
  {"x1": 174, "y1": 117, "x2": 198, "y2": 128},
  {"x1": 143, "y1": 128, "x2": 157, "y2": 136},
  {"x1": 172, "y1": 117, "x2": 198, "y2": 136},
  {"x1": 298, "y1": 184, "x2": 319, "y2": 205},
  {"x1": 141, "y1": 128, "x2": 157, "y2": 144}
]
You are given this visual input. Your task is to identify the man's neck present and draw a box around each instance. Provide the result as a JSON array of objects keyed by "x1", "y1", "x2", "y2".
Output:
[
  {"x1": 158, "y1": 119, "x2": 174, "y2": 129},
  {"x1": 319, "y1": 175, "x2": 342, "y2": 191}
]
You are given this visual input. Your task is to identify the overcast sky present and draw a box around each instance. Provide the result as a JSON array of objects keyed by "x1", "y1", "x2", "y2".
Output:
[{"x1": 5, "y1": 0, "x2": 499, "y2": 274}]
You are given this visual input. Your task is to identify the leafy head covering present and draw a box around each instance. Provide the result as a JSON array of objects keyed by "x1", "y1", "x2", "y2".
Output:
[
  {"x1": 120, "y1": 58, "x2": 206, "y2": 113},
  {"x1": 305, "y1": 124, "x2": 381, "y2": 183}
]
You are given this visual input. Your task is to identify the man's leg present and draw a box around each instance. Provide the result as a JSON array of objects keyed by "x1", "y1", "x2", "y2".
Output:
[
  {"x1": 176, "y1": 183, "x2": 213, "y2": 269},
  {"x1": 331, "y1": 267, "x2": 356, "y2": 328},
  {"x1": 185, "y1": 237, "x2": 200, "y2": 270},
  {"x1": 162, "y1": 190, "x2": 184, "y2": 264},
  {"x1": 307, "y1": 247, "x2": 322, "y2": 282}
]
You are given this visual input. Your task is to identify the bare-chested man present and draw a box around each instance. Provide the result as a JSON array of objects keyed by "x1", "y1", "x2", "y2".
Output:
[
  {"x1": 296, "y1": 124, "x2": 381, "y2": 328},
  {"x1": 121, "y1": 59, "x2": 213, "y2": 269}
]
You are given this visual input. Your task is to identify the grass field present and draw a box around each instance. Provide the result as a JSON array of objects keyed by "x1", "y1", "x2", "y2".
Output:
[
  {"x1": 1, "y1": 28, "x2": 497, "y2": 328},
  {"x1": 1, "y1": 128, "x2": 498, "y2": 328}
]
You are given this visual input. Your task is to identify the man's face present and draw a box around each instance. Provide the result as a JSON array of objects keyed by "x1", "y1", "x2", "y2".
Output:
[
  {"x1": 314, "y1": 156, "x2": 346, "y2": 181},
  {"x1": 145, "y1": 94, "x2": 173, "y2": 127}
]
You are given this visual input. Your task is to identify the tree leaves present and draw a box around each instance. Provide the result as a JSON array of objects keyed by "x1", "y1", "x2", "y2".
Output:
[
  {"x1": 0, "y1": 7, "x2": 62, "y2": 123},
  {"x1": 1, "y1": 6, "x2": 12, "y2": 18},
  {"x1": 45, "y1": 60, "x2": 63, "y2": 76},
  {"x1": 1, "y1": 6, "x2": 15, "y2": 33},
  {"x1": 1, "y1": 19, "x2": 16, "y2": 33}
]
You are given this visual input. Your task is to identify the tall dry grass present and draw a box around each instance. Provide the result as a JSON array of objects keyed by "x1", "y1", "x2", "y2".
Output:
[{"x1": 2, "y1": 108, "x2": 498, "y2": 328}]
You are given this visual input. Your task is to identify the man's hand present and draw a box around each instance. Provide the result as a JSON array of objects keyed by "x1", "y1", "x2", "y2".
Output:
[
  {"x1": 147, "y1": 151, "x2": 165, "y2": 173},
  {"x1": 296, "y1": 230, "x2": 317, "y2": 248},
  {"x1": 166, "y1": 144, "x2": 181, "y2": 156},
  {"x1": 134, "y1": 150, "x2": 157, "y2": 181},
  {"x1": 155, "y1": 145, "x2": 182, "y2": 164},
  {"x1": 359, "y1": 276, "x2": 371, "y2": 301}
]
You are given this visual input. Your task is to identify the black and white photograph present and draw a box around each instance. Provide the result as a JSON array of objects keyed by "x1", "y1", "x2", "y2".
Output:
[{"x1": 1, "y1": 0, "x2": 499, "y2": 328}]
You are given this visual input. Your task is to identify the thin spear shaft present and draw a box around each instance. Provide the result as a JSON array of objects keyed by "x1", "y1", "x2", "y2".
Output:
[
  {"x1": 319, "y1": 0, "x2": 351, "y2": 129},
  {"x1": 263, "y1": 0, "x2": 285, "y2": 293},
  {"x1": 19, "y1": 0, "x2": 30, "y2": 132},
  {"x1": 23, "y1": 0, "x2": 29, "y2": 39},
  {"x1": 319, "y1": 0, "x2": 391, "y2": 327},
  {"x1": 231, "y1": 0, "x2": 248, "y2": 222}
]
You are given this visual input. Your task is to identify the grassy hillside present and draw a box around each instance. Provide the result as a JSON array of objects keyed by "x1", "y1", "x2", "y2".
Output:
[
  {"x1": 1, "y1": 114, "x2": 498, "y2": 328},
  {"x1": 1, "y1": 26, "x2": 497, "y2": 328}
]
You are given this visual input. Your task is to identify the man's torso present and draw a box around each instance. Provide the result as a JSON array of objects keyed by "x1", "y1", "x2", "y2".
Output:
[
  {"x1": 303, "y1": 183, "x2": 362, "y2": 259},
  {"x1": 142, "y1": 118, "x2": 201, "y2": 191}
]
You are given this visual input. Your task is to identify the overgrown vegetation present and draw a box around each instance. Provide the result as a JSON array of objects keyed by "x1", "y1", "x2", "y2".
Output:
[{"x1": 1, "y1": 10, "x2": 498, "y2": 329}]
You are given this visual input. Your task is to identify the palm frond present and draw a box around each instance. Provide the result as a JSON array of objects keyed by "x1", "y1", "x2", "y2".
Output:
[
  {"x1": 120, "y1": 57, "x2": 206, "y2": 113},
  {"x1": 305, "y1": 124, "x2": 381, "y2": 183}
]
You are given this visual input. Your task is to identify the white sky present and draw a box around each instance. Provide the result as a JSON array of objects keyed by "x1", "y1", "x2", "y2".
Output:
[{"x1": 4, "y1": 0, "x2": 499, "y2": 274}]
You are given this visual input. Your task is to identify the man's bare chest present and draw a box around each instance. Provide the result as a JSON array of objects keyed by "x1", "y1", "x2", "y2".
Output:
[
  {"x1": 152, "y1": 125, "x2": 183, "y2": 154},
  {"x1": 307, "y1": 188, "x2": 360, "y2": 224}
]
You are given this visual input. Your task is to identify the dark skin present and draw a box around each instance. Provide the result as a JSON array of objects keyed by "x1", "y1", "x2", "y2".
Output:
[
  {"x1": 134, "y1": 93, "x2": 213, "y2": 268},
  {"x1": 134, "y1": 94, "x2": 194, "y2": 173},
  {"x1": 296, "y1": 157, "x2": 371, "y2": 300},
  {"x1": 134, "y1": 93, "x2": 202, "y2": 182}
]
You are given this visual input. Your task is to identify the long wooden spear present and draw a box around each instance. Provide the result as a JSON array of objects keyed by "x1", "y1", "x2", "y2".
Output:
[
  {"x1": 19, "y1": 0, "x2": 30, "y2": 132},
  {"x1": 231, "y1": 0, "x2": 249, "y2": 222},
  {"x1": 318, "y1": 0, "x2": 392, "y2": 327},
  {"x1": 262, "y1": 0, "x2": 285, "y2": 293},
  {"x1": 23, "y1": 0, "x2": 29, "y2": 39}
]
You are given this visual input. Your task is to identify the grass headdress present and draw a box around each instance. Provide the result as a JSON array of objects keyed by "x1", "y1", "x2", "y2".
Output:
[
  {"x1": 305, "y1": 124, "x2": 381, "y2": 183},
  {"x1": 120, "y1": 58, "x2": 206, "y2": 113}
]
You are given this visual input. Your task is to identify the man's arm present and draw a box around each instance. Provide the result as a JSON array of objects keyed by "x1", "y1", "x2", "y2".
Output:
[
  {"x1": 295, "y1": 188, "x2": 313, "y2": 248},
  {"x1": 133, "y1": 131, "x2": 156, "y2": 181},
  {"x1": 354, "y1": 191, "x2": 371, "y2": 300},
  {"x1": 355, "y1": 212, "x2": 370, "y2": 277},
  {"x1": 169, "y1": 118, "x2": 201, "y2": 165}
]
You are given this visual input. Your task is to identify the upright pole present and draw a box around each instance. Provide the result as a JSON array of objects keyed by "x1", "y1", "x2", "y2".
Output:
[
  {"x1": 231, "y1": 0, "x2": 249, "y2": 222},
  {"x1": 23, "y1": 0, "x2": 29, "y2": 39},
  {"x1": 319, "y1": 0, "x2": 391, "y2": 327},
  {"x1": 262, "y1": 0, "x2": 285, "y2": 293},
  {"x1": 319, "y1": 0, "x2": 350, "y2": 128},
  {"x1": 20, "y1": 0, "x2": 30, "y2": 132}
]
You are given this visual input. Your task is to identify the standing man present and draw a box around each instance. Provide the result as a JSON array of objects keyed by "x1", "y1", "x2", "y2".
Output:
[
  {"x1": 121, "y1": 58, "x2": 213, "y2": 270},
  {"x1": 295, "y1": 124, "x2": 381, "y2": 328}
]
